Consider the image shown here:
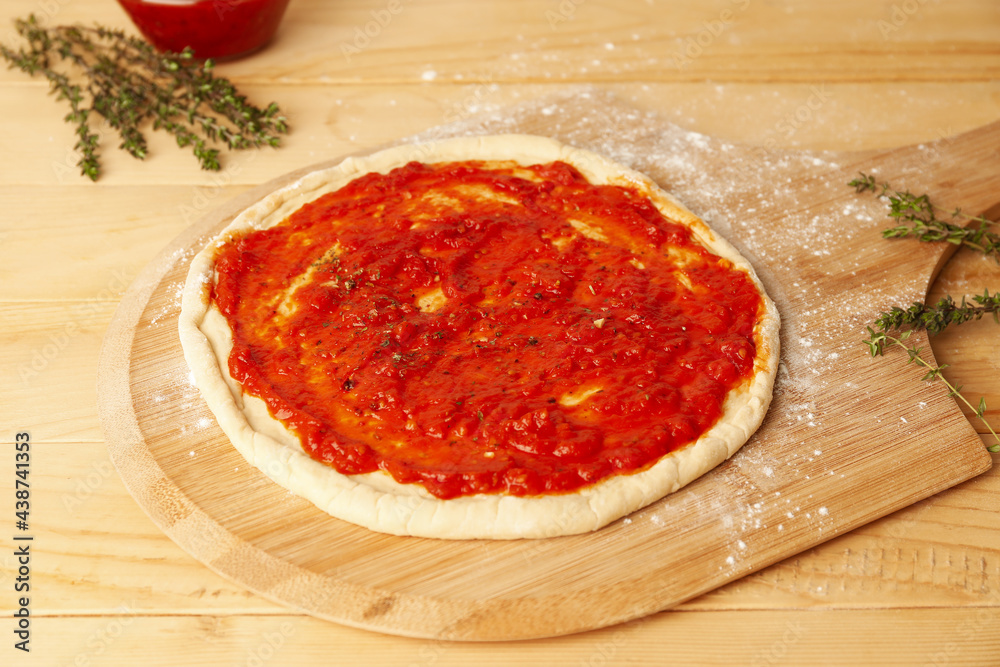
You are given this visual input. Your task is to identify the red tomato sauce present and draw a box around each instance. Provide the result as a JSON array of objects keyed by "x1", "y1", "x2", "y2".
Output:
[
  {"x1": 212, "y1": 160, "x2": 763, "y2": 499},
  {"x1": 117, "y1": 0, "x2": 290, "y2": 60}
]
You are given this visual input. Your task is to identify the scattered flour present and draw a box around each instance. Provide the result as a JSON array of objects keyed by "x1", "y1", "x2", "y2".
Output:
[
  {"x1": 410, "y1": 88, "x2": 881, "y2": 569},
  {"x1": 151, "y1": 90, "x2": 929, "y2": 574}
]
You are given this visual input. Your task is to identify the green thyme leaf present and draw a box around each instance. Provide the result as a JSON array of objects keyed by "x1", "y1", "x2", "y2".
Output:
[{"x1": 0, "y1": 14, "x2": 289, "y2": 180}]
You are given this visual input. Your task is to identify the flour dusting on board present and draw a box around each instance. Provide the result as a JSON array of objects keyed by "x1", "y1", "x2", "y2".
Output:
[
  {"x1": 412, "y1": 86, "x2": 908, "y2": 404},
  {"x1": 409, "y1": 87, "x2": 954, "y2": 567},
  {"x1": 138, "y1": 244, "x2": 209, "y2": 439}
]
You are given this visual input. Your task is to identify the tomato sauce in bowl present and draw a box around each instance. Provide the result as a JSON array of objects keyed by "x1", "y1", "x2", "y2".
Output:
[{"x1": 117, "y1": 0, "x2": 292, "y2": 60}]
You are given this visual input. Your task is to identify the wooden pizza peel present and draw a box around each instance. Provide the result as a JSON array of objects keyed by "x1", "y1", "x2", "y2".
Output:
[{"x1": 97, "y1": 90, "x2": 995, "y2": 640}]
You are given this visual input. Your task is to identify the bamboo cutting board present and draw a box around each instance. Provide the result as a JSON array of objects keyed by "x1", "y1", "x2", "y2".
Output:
[{"x1": 97, "y1": 91, "x2": 994, "y2": 641}]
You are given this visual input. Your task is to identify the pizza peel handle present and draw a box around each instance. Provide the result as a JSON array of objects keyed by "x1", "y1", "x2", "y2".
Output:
[
  {"x1": 913, "y1": 120, "x2": 1000, "y2": 216},
  {"x1": 838, "y1": 119, "x2": 1000, "y2": 275}
]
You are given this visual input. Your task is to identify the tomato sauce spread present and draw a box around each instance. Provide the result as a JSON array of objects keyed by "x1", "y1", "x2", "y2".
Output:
[{"x1": 211, "y1": 160, "x2": 763, "y2": 499}]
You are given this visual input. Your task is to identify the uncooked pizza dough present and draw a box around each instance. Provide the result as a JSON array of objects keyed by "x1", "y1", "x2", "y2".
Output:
[{"x1": 178, "y1": 134, "x2": 780, "y2": 539}]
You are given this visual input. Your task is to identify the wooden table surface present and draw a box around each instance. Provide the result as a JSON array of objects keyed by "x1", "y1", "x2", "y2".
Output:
[{"x1": 1, "y1": 0, "x2": 999, "y2": 665}]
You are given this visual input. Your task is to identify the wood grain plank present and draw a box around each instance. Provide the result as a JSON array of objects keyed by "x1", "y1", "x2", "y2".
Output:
[
  {"x1": 0, "y1": 608, "x2": 996, "y2": 667},
  {"x1": 0, "y1": 185, "x2": 244, "y2": 301},
  {"x1": 693, "y1": 464, "x2": 1000, "y2": 610},
  {"x1": 0, "y1": 439, "x2": 993, "y2": 618},
  {"x1": 246, "y1": 0, "x2": 1000, "y2": 85},
  {"x1": 0, "y1": 301, "x2": 116, "y2": 442},
  {"x1": 926, "y1": 247, "x2": 1000, "y2": 432},
  {"x1": 0, "y1": 437, "x2": 298, "y2": 617},
  {"x1": 4, "y1": 0, "x2": 996, "y2": 85},
  {"x1": 0, "y1": 440, "x2": 283, "y2": 617},
  {"x1": 2, "y1": 80, "x2": 1000, "y2": 188}
]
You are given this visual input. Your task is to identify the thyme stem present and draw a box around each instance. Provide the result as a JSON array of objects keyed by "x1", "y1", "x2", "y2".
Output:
[
  {"x1": 853, "y1": 173, "x2": 1000, "y2": 453},
  {"x1": 0, "y1": 14, "x2": 289, "y2": 180},
  {"x1": 863, "y1": 328, "x2": 999, "y2": 452},
  {"x1": 849, "y1": 172, "x2": 999, "y2": 259},
  {"x1": 874, "y1": 291, "x2": 1000, "y2": 337}
]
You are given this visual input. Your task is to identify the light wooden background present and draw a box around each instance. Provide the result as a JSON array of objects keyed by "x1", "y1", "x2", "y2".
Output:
[{"x1": 1, "y1": 0, "x2": 998, "y2": 665}]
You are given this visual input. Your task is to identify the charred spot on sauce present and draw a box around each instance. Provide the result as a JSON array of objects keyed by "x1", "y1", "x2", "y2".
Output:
[{"x1": 213, "y1": 159, "x2": 763, "y2": 499}]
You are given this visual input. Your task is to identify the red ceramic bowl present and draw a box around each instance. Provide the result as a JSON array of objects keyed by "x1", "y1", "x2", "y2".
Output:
[{"x1": 117, "y1": 0, "x2": 291, "y2": 60}]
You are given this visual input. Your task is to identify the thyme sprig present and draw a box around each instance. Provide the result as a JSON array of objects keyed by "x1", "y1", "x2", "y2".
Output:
[
  {"x1": 0, "y1": 14, "x2": 289, "y2": 180},
  {"x1": 874, "y1": 291, "x2": 1000, "y2": 337},
  {"x1": 863, "y1": 328, "x2": 999, "y2": 452},
  {"x1": 853, "y1": 173, "x2": 1000, "y2": 452},
  {"x1": 849, "y1": 172, "x2": 999, "y2": 258}
]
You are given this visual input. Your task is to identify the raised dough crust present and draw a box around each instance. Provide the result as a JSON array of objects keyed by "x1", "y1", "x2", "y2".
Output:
[{"x1": 178, "y1": 134, "x2": 780, "y2": 540}]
